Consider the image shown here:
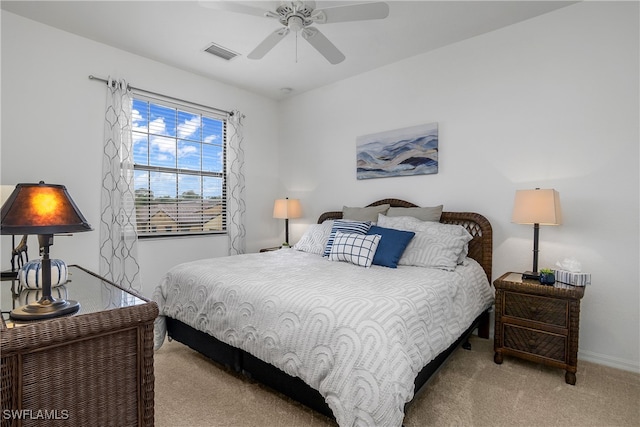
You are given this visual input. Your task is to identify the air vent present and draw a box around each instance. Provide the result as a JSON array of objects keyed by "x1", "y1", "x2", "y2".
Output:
[{"x1": 204, "y1": 43, "x2": 240, "y2": 61}]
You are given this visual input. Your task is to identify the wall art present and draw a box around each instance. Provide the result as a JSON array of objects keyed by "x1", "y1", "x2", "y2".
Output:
[{"x1": 356, "y1": 122, "x2": 438, "y2": 180}]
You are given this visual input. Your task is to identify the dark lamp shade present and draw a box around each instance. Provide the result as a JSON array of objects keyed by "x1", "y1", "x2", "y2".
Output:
[{"x1": 1, "y1": 182, "x2": 93, "y2": 235}]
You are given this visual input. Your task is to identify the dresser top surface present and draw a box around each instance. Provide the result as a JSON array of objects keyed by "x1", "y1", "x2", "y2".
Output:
[{"x1": 1, "y1": 265, "x2": 148, "y2": 328}]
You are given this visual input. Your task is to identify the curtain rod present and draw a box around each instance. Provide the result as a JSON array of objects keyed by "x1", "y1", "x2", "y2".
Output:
[{"x1": 88, "y1": 74, "x2": 235, "y2": 117}]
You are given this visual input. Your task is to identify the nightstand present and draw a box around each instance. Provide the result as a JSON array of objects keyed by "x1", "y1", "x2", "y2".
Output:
[{"x1": 493, "y1": 272, "x2": 585, "y2": 385}]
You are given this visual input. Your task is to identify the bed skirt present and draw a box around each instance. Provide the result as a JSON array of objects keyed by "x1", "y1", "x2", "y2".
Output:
[{"x1": 166, "y1": 309, "x2": 490, "y2": 419}]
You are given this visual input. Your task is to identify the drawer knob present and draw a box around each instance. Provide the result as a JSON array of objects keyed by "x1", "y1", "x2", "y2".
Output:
[{"x1": 528, "y1": 339, "x2": 537, "y2": 349}]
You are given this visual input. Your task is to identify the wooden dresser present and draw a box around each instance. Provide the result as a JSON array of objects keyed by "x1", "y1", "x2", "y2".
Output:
[{"x1": 493, "y1": 272, "x2": 585, "y2": 385}]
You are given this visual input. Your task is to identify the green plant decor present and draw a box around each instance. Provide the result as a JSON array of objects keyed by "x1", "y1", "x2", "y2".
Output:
[{"x1": 539, "y1": 268, "x2": 555, "y2": 285}]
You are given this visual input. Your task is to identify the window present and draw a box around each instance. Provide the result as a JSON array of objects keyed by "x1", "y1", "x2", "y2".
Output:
[{"x1": 132, "y1": 94, "x2": 226, "y2": 237}]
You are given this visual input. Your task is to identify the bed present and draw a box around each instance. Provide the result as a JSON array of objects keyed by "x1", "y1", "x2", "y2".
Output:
[{"x1": 153, "y1": 199, "x2": 494, "y2": 426}]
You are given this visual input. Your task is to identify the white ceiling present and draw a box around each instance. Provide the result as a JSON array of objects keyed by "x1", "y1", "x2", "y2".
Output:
[{"x1": 2, "y1": 0, "x2": 576, "y2": 100}]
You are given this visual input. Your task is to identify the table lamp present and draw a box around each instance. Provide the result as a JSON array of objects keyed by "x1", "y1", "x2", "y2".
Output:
[
  {"x1": 1, "y1": 181, "x2": 93, "y2": 320},
  {"x1": 273, "y1": 197, "x2": 302, "y2": 247},
  {"x1": 511, "y1": 188, "x2": 562, "y2": 280}
]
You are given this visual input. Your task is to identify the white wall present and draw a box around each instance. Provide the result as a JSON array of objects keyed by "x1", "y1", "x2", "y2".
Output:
[
  {"x1": 278, "y1": 2, "x2": 639, "y2": 372},
  {"x1": 0, "y1": 11, "x2": 281, "y2": 296}
]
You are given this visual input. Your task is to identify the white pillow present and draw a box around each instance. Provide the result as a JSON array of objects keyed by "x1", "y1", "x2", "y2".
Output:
[
  {"x1": 328, "y1": 232, "x2": 381, "y2": 268},
  {"x1": 378, "y1": 214, "x2": 473, "y2": 269},
  {"x1": 378, "y1": 214, "x2": 469, "y2": 237},
  {"x1": 293, "y1": 221, "x2": 334, "y2": 255},
  {"x1": 398, "y1": 226, "x2": 472, "y2": 270},
  {"x1": 377, "y1": 214, "x2": 426, "y2": 231}
]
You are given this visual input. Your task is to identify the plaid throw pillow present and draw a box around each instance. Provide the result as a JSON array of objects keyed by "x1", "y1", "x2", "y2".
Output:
[
  {"x1": 328, "y1": 232, "x2": 381, "y2": 268},
  {"x1": 323, "y1": 219, "x2": 372, "y2": 257}
]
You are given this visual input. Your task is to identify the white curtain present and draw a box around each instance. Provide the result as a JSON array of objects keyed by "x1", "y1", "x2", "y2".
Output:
[
  {"x1": 99, "y1": 77, "x2": 141, "y2": 292},
  {"x1": 227, "y1": 110, "x2": 246, "y2": 255}
]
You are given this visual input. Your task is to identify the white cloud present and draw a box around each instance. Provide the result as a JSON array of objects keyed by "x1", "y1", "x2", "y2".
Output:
[
  {"x1": 178, "y1": 145, "x2": 198, "y2": 157},
  {"x1": 204, "y1": 134, "x2": 219, "y2": 144},
  {"x1": 134, "y1": 171, "x2": 149, "y2": 189},
  {"x1": 148, "y1": 117, "x2": 167, "y2": 135},
  {"x1": 132, "y1": 108, "x2": 143, "y2": 124},
  {"x1": 177, "y1": 116, "x2": 201, "y2": 140},
  {"x1": 151, "y1": 135, "x2": 176, "y2": 157}
]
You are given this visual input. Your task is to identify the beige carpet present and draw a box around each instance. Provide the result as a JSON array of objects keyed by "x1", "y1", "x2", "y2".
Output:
[{"x1": 154, "y1": 336, "x2": 640, "y2": 427}]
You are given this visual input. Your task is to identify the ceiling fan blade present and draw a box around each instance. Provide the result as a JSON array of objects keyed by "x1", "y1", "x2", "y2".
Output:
[
  {"x1": 198, "y1": 1, "x2": 271, "y2": 18},
  {"x1": 313, "y1": 2, "x2": 389, "y2": 24},
  {"x1": 301, "y1": 1, "x2": 316, "y2": 10},
  {"x1": 248, "y1": 28, "x2": 290, "y2": 59},
  {"x1": 302, "y1": 27, "x2": 345, "y2": 64}
]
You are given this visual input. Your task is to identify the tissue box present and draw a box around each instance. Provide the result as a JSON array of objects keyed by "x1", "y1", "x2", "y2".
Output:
[{"x1": 555, "y1": 269, "x2": 591, "y2": 286}]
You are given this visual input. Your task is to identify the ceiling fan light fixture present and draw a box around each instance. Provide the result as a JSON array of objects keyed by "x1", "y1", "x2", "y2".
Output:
[{"x1": 288, "y1": 15, "x2": 304, "y2": 32}]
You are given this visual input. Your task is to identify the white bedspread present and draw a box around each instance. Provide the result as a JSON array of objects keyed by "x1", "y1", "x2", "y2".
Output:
[{"x1": 153, "y1": 249, "x2": 494, "y2": 427}]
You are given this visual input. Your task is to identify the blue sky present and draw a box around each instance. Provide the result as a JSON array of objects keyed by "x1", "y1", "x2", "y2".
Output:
[{"x1": 132, "y1": 99, "x2": 224, "y2": 200}]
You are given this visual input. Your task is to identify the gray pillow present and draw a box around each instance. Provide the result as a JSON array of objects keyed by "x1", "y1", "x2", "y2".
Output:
[
  {"x1": 386, "y1": 205, "x2": 443, "y2": 222},
  {"x1": 342, "y1": 204, "x2": 390, "y2": 222}
]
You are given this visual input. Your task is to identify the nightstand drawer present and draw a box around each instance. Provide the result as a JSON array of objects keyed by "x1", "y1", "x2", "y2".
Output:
[
  {"x1": 504, "y1": 292, "x2": 568, "y2": 327},
  {"x1": 504, "y1": 324, "x2": 566, "y2": 362}
]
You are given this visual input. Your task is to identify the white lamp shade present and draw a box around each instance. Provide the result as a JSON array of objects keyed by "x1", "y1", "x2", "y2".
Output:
[
  {"x1": 273, "y1": 199, "x2": 302, "y2": 219},
  {"x1": 512, "y1": 189, "x2": 562, "y2": 225}
]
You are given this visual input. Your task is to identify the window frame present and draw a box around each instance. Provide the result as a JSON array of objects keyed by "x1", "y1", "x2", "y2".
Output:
[{"x1": 131, "y1": 91, "x2": 227, "y2": 238}]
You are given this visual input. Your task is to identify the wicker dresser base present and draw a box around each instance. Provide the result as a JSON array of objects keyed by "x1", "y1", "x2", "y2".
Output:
[{"x1": 1, "y1": 266, "x2": 158, "y2": 427}]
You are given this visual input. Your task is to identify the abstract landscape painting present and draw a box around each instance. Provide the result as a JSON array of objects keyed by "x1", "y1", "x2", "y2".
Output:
[{"x1": 356, "y1": 122, "x2": 438, "y2": 179}]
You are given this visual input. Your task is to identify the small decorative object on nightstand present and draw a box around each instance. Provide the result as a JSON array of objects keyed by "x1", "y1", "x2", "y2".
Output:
[
  {"x1": 538, "y1": 268, "x2": 555, "y2": 285},
  {"x1": 493, "y1": 272, "x2": 585, "y2": 385}
]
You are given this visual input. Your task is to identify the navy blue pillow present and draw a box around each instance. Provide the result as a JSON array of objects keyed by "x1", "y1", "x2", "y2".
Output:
[{"x1": 367, "y1": 225, "x2": 415, "y2": 268}]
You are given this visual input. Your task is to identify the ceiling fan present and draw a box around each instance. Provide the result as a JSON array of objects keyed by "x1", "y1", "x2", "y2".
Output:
[{"x1": 203, "y1": 1, "x2": 390, "y2": 64}]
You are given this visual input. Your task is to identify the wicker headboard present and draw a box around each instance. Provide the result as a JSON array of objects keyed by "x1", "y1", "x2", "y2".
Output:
[{"x1": 317, "y1": 199, "x2": 493, "y2": 281}]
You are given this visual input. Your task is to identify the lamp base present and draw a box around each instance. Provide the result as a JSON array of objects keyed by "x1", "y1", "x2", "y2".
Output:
[
  {"x1": 10, "y1": 298, "x2": 80, "y2": 321},
  {"x1": 522, "y1": 271, "x2": 540, "y2": 280}
]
